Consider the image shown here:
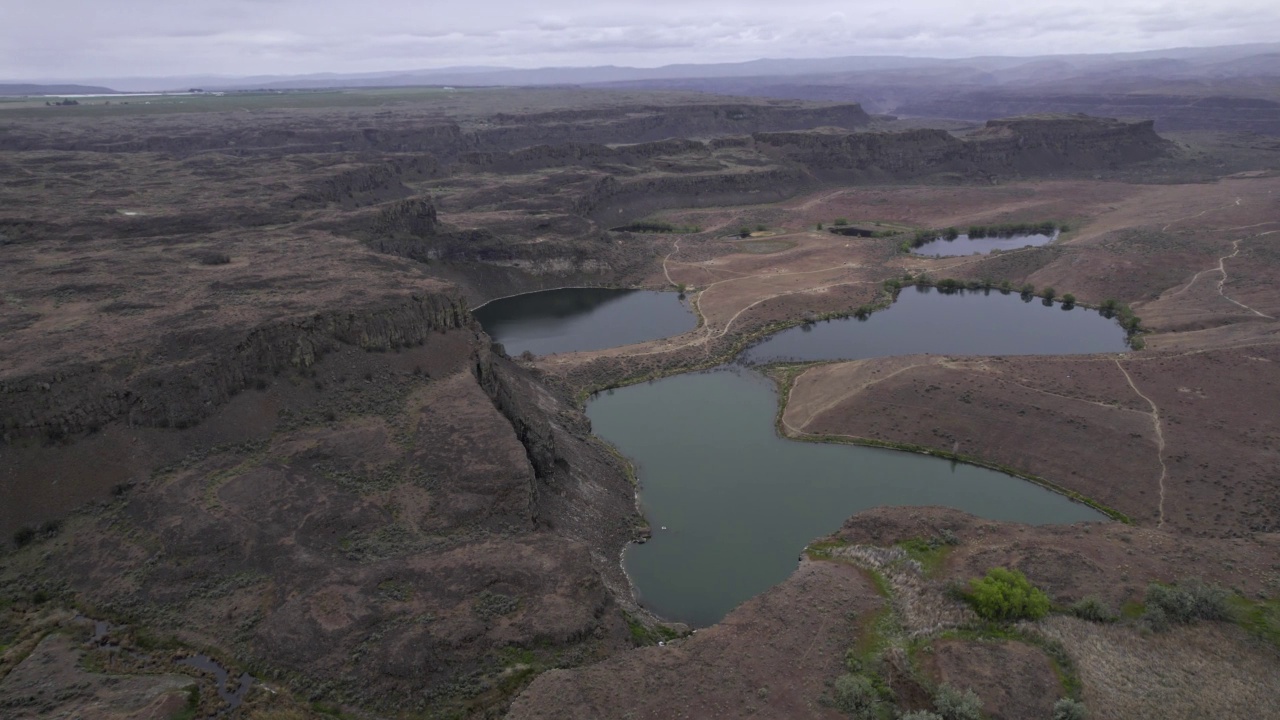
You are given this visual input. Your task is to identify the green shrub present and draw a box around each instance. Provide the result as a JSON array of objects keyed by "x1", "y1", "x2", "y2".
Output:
[
  {"x1": 1068, "y1": 596, "x2": 1117, "y2": 623},
  {"x1": 1019, "y1": 284, "x2": 1035, "y2": 298},
  {"x1": 834, "y1": 218, "x2": 849, "y2": 226},
  {"x1": 1040, "y1": 287, "x2": 1057, "y2": 301},
  {"x1": 1052, "y1": 697, "x2": 1088, "y2": 720},
  {"x1": 1060, "y1": 293, "x2": 1076, "y2": 308},
  {"x1": 199, "y1": 251, "x2": 231, "y2": 265},
  {"x1": 1144, "y1": 580, "x2": 1231, "y2": 626},
  {"x1": 933, "y1": 683, "x2": 982, "y2": 720},
  {"x1": 967, "y1": 567, "x2": 1050, "y2": 621},
  {"x1": 12, "y1": 526, "x2": 36, "y2": 548},
  {"x1": 900, "y1": 712, "x2": 944, "y2": 720},
  {"x1": 832, "y1": 673, "x2": 881, "y2": 718}
]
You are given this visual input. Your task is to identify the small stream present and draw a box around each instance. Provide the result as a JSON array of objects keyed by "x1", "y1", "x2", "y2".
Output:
[{"x1": 178, "y1": 655, "x2": 255, "y2": 713}]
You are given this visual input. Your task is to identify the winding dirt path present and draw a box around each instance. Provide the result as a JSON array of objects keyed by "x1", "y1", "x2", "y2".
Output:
[
  {"x1": 661, "y1": 238, "x2": 681, "y2": 287},
  {"x1": 1160, "y1": 197, "x2": 1241, "y2": 232},
  {"x1": 1113, "y1": 358, "x2": 1167, "y2": 527},
  {"x1": 1215, "y1": 232, "x2": 1277, "y2": 319}
]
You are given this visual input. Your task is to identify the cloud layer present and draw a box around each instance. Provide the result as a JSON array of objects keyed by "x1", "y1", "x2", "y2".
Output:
[{"x1": 6, "y1": 0, "x2": 1279, "y2": 80}]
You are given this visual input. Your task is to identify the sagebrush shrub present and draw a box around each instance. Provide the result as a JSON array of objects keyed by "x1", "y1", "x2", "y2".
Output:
[{"x1": 934, "y1": 683, "x2": 982, "y2": 720}]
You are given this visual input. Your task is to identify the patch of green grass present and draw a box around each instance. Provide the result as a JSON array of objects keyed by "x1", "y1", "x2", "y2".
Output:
[
  {"x1": 1121, "y1": 600, "x2": 1146, "y2": 620},
  {"x1": 845, "y1": 607, "x2": 895, "y2": 673},
  {"x1": 132, "y1": 626, "x2": 180, "y2": 652},
  {"x1": 499, "y1": 646, "x2": 538, "y2": 667},
  {"x1": 898, "y1": 538, "x2": 953, "y2": 577},
  {"x1": 171, "y1": 685, "x2": 199, "y2": 720},
  {"x1": 1229, "y1": 596, "x2": 1280, "y2": 648},
  {"x1": 621, "y1": 610, "x2": 684, "y2": 646},
  {"x1": 803, "y1": 538, "x2": 849, "y2": 560}
]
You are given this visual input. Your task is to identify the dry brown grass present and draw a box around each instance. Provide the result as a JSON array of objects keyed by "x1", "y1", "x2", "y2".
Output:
[{"x1": 1040, "y1": 615, "x2": 1280, "y2": 720}]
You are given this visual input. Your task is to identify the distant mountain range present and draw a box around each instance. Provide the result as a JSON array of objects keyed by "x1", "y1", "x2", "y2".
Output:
[
  {"x1": 0, "y1": 83, "x2": 118, "y2": 96},
  {"x1": 9, "y1": 42, "x2": 1279, "y2": 94}
]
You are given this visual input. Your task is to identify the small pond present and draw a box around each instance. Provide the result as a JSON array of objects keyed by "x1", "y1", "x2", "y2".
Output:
[
  {"x1": 741, "y1": 286, "x2": 1128, "y2": 365},
  {"x1": 473, "y1": 287, "x2": 696, "y2": 356},
  {"x1": 913, "y1": 231, "x2": 1056, "y2": 257},
  {"x1": 587, "y1": 368, "x2": 1104, "y2": 627}
]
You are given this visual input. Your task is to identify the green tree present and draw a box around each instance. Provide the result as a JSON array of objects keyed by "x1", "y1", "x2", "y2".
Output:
[
  {"x1": 1060, "y1": 293, "x2": 1076, "y2": 309},
  {"x1": 1040, "y1": 287, "x2": 1057, "y2": 301},
  {"x1": 967, "y1": 567, "x2": 1050, "y2": 621}
]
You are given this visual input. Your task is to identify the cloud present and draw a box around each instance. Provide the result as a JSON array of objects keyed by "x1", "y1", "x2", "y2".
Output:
[{"x1": 2, "y1": 0, "x2": 1278, "y2": 79}]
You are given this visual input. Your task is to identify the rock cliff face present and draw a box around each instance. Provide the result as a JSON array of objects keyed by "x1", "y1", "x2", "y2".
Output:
[
  {"x1": 294, "y1": 163, "x2": 415, "y2": 209},
  {"x1": 754, "y1": 115, "x2": 1171, "y2": 181},
  {"x1": 573, "y1": 166, "x2": 815, "y2": 222},
  {"x1": 470, "y1": 102, "x2": 871, "y2": 151},
  {"x1": 0, "y1": 101, "x2": 869, "y2": 158},
  {"x1": 1, "y1": 294, "x2": 470, "y2": 440},
  {"x1": 897, "y1": 92, "x2": 1280, "y2": 135}
]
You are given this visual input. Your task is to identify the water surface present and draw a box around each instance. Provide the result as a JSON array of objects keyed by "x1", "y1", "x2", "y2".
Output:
[
  {"x1": 742, "y1": 286, "x2": 1127, "y2": 364},
  {"x1": 587, "y1": 368, "x2": 1103, "y2": 627},
  {"x1": 474, "y1": 288, "x2": 695, "y2": 356},
  {"x1": 913, "y1": 232, "x2": 1055, "y2": 257}
]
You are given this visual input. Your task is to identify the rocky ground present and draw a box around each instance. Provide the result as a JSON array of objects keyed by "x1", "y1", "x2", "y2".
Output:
[{"x1": 2, "y1": 87, "x2": 1278, "y2": 719}]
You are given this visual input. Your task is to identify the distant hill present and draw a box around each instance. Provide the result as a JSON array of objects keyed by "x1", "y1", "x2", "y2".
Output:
[{"x1": 0, "y1": 83, "x2": 117, "y2": 96}]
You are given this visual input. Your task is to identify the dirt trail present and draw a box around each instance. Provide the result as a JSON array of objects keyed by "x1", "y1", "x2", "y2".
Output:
[
  {"x1": 1113, "y1": 358, "x2": 1167, "y2": 527},
  {"x1": 661, "y1": 238, "x2": 681, "y2": 287},
  {"x1": 1216, "y1": 232, "x2": 1277, "y2": 319},
  {"x1": 1160, "y1": 197, "x2": 1241, "y2": 232}
]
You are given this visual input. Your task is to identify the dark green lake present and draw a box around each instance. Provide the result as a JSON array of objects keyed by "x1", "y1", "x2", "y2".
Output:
[
  {"x1": 741, "y1": 286, "x2": 1128, "y2": 364},
  {"x1": 913, "y1": 232, "x2": 1056, "y2": 257},
  {"x1": 473, "y1": 287, "x2": 695, "y2": 356},
  {"x1": 587, "y1": 369, "x2": 1104, "y2": 627}
]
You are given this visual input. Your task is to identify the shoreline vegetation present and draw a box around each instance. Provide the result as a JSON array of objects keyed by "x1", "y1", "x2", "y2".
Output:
[
  {"x1": 609, "y1": 220, "x2": 703, "y2": 234},
  {"x1": 904, "y1": 221, "x2": 1068, "y2": 252}
]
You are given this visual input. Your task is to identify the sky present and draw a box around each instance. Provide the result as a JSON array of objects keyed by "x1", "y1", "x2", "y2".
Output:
[{"x1": 4, "y1": 0, "x2": 1279, "y2": 80}]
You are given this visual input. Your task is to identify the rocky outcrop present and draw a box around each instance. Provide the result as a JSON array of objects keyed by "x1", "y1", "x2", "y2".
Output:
[
  {"x1": 755, "y1": 115, "x2": 1171, "y2": 182},
  {"x1": 898, "y1": 92, "x2": 1280, "y2": 135},
  {"x1": 0, "y1": 293, "x2": 471, "y2": 439},
  {"x1": 368, "y1": 196, "x2": 440, "y2": 238},
  {"x1": 573, "y1": 166, "x2": 815, "y2": 222},
  {"x1": 293, "y1": 163, "x2": 414, "y2": 209},
  {"x1": 470, "y1": 102, "x2": 871, "y2": 151},
  {"x1": 454, "y1": 138, "x2": 709, "y2": 175}
]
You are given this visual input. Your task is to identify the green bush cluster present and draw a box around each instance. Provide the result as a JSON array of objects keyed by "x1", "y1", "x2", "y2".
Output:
[
  {"x1": 966, "y1": 221, "x2": 1062, "y2": 238},
  {"x1": 907, "y1": 221, "x2": 1065, "y2": 248},
  {"x1": 613, "y1": 220, "x2": 701, "y2": 234},
  {"x1": 1068, "y1": 596, "x2": 1117, "y2": 623},
  {"x1": 1141, "y1": 580, "x2": 1231, "y2": 631},
  {"x1": 933, "y1": 683, "x2": 982, "y2": 720},
  {"x1": 831, "y1": 673, "x2": 882, "y2": 718},
  {"x1": 1052, "y1": 697, "x2": 1088, "y2": 720},
  {"x1": 967, "y1": 567, "x2": 1051, "y2": 621}
]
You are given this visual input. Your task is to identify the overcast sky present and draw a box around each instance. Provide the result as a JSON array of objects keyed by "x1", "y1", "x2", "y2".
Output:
[{"x1": 5, "y1": 0, "x2": 1279, "y2": 80}]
